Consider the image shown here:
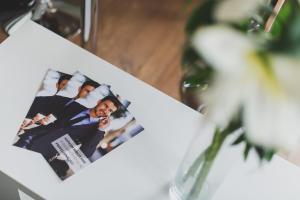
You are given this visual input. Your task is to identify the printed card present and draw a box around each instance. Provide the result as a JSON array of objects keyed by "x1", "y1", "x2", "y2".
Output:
[{"x1": 13, "y1": 69, "x2": 144, "y2": 180}]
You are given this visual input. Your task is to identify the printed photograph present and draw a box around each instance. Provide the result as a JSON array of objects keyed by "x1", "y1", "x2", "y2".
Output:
[{"x1": 13, "y1": 69, "x2": 144, "y2": 180}]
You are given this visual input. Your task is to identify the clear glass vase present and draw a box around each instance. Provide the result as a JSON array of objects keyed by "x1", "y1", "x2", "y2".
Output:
[{"x1": 169, "y1": 126, "x2": 242, "y2": 200}]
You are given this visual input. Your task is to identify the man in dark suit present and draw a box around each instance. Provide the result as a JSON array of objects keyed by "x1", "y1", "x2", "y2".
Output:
[
  {"x1": 31, "y1": 117, "x2": 110, "y2": 179},
  {"x1": 30, "y1": 118, "x2": 110, "y2": 159},
  {"x1": 14, "y1": 96, "x2": 120, "y2": 149},
  {"x1": 28, "y1": 96, "x2": 119, "y2": 179},
  {"x1": 26, "y1": 74, "x2": 72, "y2": 119},
  {"x1": 21, "y1": 79, "x2": 99, "y2": 135}
]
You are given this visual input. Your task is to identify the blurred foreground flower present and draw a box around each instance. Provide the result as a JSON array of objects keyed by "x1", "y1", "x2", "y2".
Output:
[
  {"x1": 214, "y1": 0, "x2": 262, "y2": 23},
  {"x1": 193, "y1": 25, "x2": 300, "y2": 152}
]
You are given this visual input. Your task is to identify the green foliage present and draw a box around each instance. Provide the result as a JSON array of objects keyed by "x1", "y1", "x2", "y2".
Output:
[
  {"x1": 228, "y1": 109, "x2": 275, "y2": 162},
  {"x1": 181, "y1": 44, "x2": 215, "y2": 87},
  {"x1": 182, "y1": 0, "x2": 300, "y2": 163},
  {"x1": 267, "y1": 0, "x2": 300, "y2": 56},
  {"x1": 182, "y1": 0, "x2": 261, "y2": 89},
  {"x1": 268, "y1": 2, "x2": 292, "y2": 39},
  {"x1": 182, "y1": 45, "x2": 202, "y2": 69},
  {"x1": 231, "y1": 132, "x2": 275, "y2": 162},
  {"x1": 222, "y1": 115, "x2": 242, "y2": 136},
  {"x1": 185, "y1": 0, "x2": 255, "y2": 37},
  {"x1": 182, "y1": 69, "x2": 212, "y2": 88},
  {"x1": 244, "y1": 143, "x2": 251, "y2": 160},
  {"x1": 185, "y1": 0, "x2": 217, "y2": 36},
  {"x1": 230, "y1": 18, "x2": 254, "y2": 33}
]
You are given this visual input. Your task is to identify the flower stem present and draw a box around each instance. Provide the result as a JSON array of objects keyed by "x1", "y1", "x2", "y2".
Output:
[
  {"x1": 182, "y1": 146, "x2": 207, "y2": 183},
  {"x1": 188, "y1": 129, "x2": 227, "y2": 200}
]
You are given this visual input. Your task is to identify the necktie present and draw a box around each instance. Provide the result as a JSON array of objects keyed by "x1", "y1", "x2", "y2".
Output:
[
  {"x1": 68, "y1": 114, "x2": 90, "y2": 126},
  {"x1": 64, "y1": 99, "x2": 75, "y2": 107}
]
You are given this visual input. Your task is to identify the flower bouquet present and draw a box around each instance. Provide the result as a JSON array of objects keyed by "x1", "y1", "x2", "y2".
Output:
[{"x1": 170, "y1": 0, "x2": 300, "y2": 199}]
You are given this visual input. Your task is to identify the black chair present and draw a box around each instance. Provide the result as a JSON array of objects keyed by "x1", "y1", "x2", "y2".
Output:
[
  {"x1": 0, "y1": 0, "x2": 35, "y2": 25},
  {"x1": 0, "y1": 0, "x2": 99, "y2": 53}
]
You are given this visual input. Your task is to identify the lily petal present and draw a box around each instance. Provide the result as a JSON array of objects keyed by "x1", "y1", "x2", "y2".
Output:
[
  {"x1": 272, "y1": 55, "x2": 300, "y2": 100},
  {"x1": 244, "y1": 83, "x2": 300, "y2": 151},
  {"x1": 214, "y1": 0, "x2": 263, "y2": 23},
  {"x1": 192, "y1": 26, "x2": 255, "y2": 75},
  {"x1": 203, "y1": 73, "x2": 245, "y2": 129}
]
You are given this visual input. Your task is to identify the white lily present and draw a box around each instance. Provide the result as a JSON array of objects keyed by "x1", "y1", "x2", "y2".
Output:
[
  {"x1": 214, "y1": 0, "x2": 264, "y2": 23},
  {"x1": 192, "y1": 25, "x2": 300, "y2": 152}
]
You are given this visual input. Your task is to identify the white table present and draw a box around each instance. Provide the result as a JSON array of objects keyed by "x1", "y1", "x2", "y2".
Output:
[{"x1": 0, "y1": 21, "x2": 299, "y2": 200}]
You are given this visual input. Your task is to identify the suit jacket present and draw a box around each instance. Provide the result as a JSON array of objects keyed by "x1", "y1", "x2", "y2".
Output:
[
  {"x1": 26, "y1": 95, "x2": 82, "y2": 119},
  {"x1": 46, "y1": 95, "x2": 73, "y2": 118},
  {"x1": 29, "y1": 123, "x2": 104, "y2": 160},
  {"x1": 26, "y1": 95, "x2": 87, "y2": 130},
  {"x1": 56, "y1": 101, "x2": 88, "y2": 125},
  {"x1": 26, "y1": 96, "x2": 54, "y2": 119},
  {"x1": 18, "y1": 107, "x2": 94, "y2": 146},
  {"x1": 26, "y1": 95, "x2": 73, "y2": 118}
]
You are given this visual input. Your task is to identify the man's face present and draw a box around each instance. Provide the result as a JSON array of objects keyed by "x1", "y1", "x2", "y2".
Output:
[
  {"x1": 94, "y1": 100, "x2": 118, "y2": 118},
  {"x1": 77, "y1": 85, "x2": 95, "y2": 99},
  {"x1": 56, "y1": 79, "x2": 69, "y2": 91}
]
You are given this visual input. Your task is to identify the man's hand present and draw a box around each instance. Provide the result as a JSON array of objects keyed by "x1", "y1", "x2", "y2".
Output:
[
  {"x1": 40, "y1": 115, "x2": 51, "y2": 125},
  {"x1": 99, "y1": 117, "x2": 110, "y2": 130},
  {"x1": 21, "y1": 119, "x2": 32, "y2": 129}
]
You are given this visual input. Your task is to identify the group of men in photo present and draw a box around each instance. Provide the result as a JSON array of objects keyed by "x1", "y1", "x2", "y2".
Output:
[{"x1": 14, "y1": 72, "x2": 126, "y2": 179}]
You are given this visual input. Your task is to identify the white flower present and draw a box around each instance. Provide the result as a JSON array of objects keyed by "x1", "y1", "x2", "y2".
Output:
[
  {"x1": 214, "y1": 0, "x2": 263, "y2": 23},
  {"x1": 192, "y1": 25, "x2": 300, "y2": 152}
]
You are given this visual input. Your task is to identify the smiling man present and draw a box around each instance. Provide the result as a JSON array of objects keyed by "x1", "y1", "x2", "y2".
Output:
[
  {"x1": 28, "y1": 96, "x2": 120, "y2": 160},
  {"x1": 14, "y1": 95, "x2": 121, "y2": 149},
  {"x1": 64, "y1": 95, "x2": 119, "y2": 127}
]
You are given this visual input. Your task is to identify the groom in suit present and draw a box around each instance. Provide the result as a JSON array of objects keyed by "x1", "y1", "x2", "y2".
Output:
[
  {"x1": 14, "y1": 95, "x2": 120, "y2": 149},
  {"x1": 30, "y1": 117, "x2": 111, "y2": 158},
  {"x1": 31, "y1": 116, "x2": 111, "y2": 179}
]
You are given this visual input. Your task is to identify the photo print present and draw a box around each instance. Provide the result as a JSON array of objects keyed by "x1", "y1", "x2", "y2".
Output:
[{"x1": 13, "y1": 69, "x2": 144, "y2": 180}]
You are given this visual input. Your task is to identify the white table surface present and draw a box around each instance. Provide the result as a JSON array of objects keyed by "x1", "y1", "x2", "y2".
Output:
[
  {"x1": 0, "y1": 21, "x2": 201, "y2": 199},
  {"x1": 0, "y1": 21, "x2": 299, "y2": 200}
]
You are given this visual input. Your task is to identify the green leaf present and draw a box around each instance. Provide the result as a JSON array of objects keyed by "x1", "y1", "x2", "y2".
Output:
[
  {"x1": 244, "y1": 143, "x2": 252, "y2": 160},
  {"x1": 231, "y1": 18, "x2": 253, "y2": 33},
  {"x1": 185, "y1": 0, "x2": 217, "y2": 36},
  {"x1": 286, "y1": 14, "x2": 300, "y2": 55},
  {"x1": 254, "y1": 146, "x2": 276, "y2": 162},
  {"x1": 254, "y1": 146, "x2": 265, "y2": 159},
  {"x1": 182, "y1": 75, "x2": 206, "y2": 88},
  {"x1": 182, "y1": 67, "x2": 213, "y2": 88},
  {"x1": 267, "y1": 1, "x2": 300, "y2": 55},
  {"x1": 264, "y1": 150, "x2": 275, "y2": 161},
  {"x1": 182, "y1": 45, "x2": 201, "y2": 69},
  {"x1": 232, "y1": 134, "x2": 245, "y2": 145},
  {"x1": 269, "y1": 2, "x2": 291, "y2": 39},
  {"x1": 223, "y1": 112, "x2": 243, "y2": 135}
]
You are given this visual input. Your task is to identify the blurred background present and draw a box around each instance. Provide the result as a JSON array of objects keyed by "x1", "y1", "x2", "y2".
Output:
[{"x1": 0, "y1": 0, "x2": 192, "y2": 100}]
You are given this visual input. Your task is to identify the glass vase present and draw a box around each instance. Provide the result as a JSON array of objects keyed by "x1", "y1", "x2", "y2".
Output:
[{"x1": 169, "y1": 126, "x2": 242, "y2": 200}]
